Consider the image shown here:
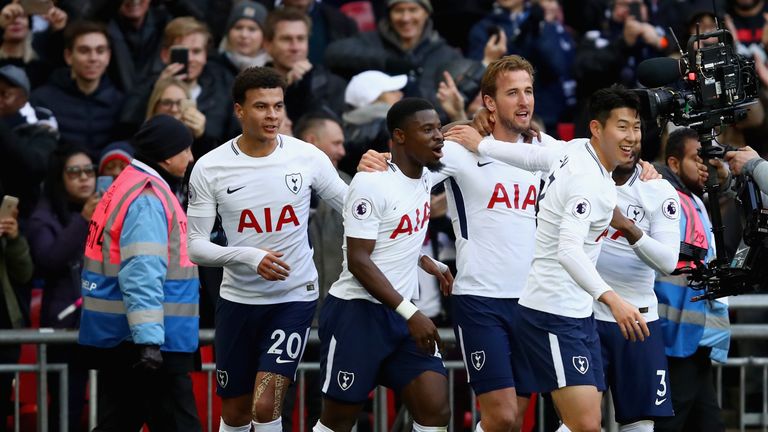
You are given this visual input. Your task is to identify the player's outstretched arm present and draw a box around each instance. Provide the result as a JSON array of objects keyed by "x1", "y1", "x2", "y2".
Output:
[
  {"x1": 187, "y1": 215, "x2": 290, "y2": 280},
  {"x1": 443, "y1": 125, "x2": 559, "y2": 171},
  {"x1": 347, "y1": 237, "x2": 440, "y2": 353}
]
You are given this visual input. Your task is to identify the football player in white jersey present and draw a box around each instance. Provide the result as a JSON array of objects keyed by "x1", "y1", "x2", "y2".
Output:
[
  {"x1": 186, "y1": 67, "x2": 348, "y2": 432},
  {"x1": 313, "y1": 98, "x2": 453, "y2": 432}
]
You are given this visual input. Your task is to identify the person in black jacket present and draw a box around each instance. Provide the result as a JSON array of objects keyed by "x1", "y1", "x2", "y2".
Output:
[
  {"x1": 280, "y1": 0, "x2": 359, "y2": 64},
  {"x1": 324, "y1": 0, "x2": 463, "y2": 121},
  {"x1": 30, "y1": 21, "x2": 124, "y2": 159},
  {"x1": 263, "y1": 8, "x2": 347, "y2": 121}
]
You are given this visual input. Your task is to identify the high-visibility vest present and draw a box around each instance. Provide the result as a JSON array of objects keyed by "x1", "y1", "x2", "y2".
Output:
[
  {"x1": 654, "y1": 190, "x2": 730, "y2": 362},
  {"x1": 79, "y1": 165, "x2": 199, "y2": 352}
]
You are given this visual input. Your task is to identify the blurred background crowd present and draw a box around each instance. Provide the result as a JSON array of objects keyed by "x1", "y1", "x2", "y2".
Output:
[{"x1": 0, "y1": 0, "x2": 767, "y2": 430}]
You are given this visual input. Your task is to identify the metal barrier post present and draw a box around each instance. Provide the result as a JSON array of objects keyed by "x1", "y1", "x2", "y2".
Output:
[
  {"x1": 89, "y1": 369, "x2": 97, "y2": 430},
  {"x1": 37, "y1": 343, "x2": 47, "y2": 432}
]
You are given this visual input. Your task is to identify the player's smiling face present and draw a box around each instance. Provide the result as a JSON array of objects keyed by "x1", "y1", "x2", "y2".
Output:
[
  {"x1": 592, "y1": 107, "x2": 641, "y2": 172},
  {"x1": 484, "y1": 69, "x2": 534, "y2": 137},
  {"x1": 235, "y1": 87, "x2": 285, "y2": 143},
  {"x1": 399, "y1": 109, "x2": 444, "y2": 171}
]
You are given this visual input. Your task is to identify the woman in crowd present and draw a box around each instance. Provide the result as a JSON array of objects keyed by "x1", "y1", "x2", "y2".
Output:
[
  {"x1": 27, "y1": 145, "x2": 98, "y2": 432},
  {"x1": 214, "y1": 1, "x2": 270, "y2": 76}
]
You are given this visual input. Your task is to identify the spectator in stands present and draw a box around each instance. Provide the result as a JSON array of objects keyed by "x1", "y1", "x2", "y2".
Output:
[
  {"x1": 279, "y1": 0, "x2": 359, "y2": 64},
  {"x1": 467, "y1": 0, "x2": 575, "y2": 131},
  {"x1": 263, "y1": 8, "x2": 347, "y2": 121},
  {"x1": 726, "y1": 0, "x2": 768, "y2": 54},
  {"x1": 27, "y1": 145, "x2": 98, "y2": 432},
  {"x1": 0, "y1": 1, "x2": 68, "y2": 87},
  {"x1": 119, "y1": 16, "x2": 236, "y2": 144},
  {"x1": 214, "y1": 1, "x2": 270, "y2": 77},
  {"x1": 572, "y1": 0, "x2": 668, "y2": 135},
  {"x1": 97, "y1": 141, "x2": 133, "y2": 178},
  {"x1": 0, "y1": 184, "x2": 33, "y2": 432},
  {"x1": 106, "y1": 0, "x2": 171, "y2": 92},
  {"x1": 31, "y1": 21, "x2": 123, "y2": 159},
  {"x1": 339, "y1": 70, "x2": 405, "y2": 176},
  {"x1": 0, "y1": 65, "x2": 58, "y2": 220},
  {"x1": 145, "y1": 76, "x2": 214, "y2": 159},
  {"x1": 324, "y1": 0, "x2": 463, "y2": 120}
]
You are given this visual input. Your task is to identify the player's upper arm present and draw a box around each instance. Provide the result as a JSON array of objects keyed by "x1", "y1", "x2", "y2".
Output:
[
  {"x1": 186, "y1": 161, "x2": 217, "y2": 218},
  {"x1": 311, "y1": 146, "x2": 348, "y2": 212}
]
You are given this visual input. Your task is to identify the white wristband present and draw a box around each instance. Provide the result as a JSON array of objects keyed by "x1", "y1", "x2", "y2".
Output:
[{"x1": 395, "y1": 300, "x2": 419, "y2": 321}]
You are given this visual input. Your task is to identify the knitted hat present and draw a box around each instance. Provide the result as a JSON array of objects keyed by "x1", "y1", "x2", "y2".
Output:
[
  {"x1": 98, "y1": 141, "x2": 134, "y2": 175},
  {"x1": 226, "y1": 1, "x2": 268, "y2": 32},
  {"x1": 387, "y1": 0, "x2": 432, "y2": 13},
  {"x1": 0, "y1": 65, "x2": 30, "y2": 96},
  {"x1": 132, "y1": 115, "x2": 192, "y2": 162}
]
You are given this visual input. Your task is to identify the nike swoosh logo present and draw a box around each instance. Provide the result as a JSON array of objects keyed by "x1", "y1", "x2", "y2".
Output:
[
  {"x1": 275, "y1": 358, "x2": 294, "y2": 364},
  {"x1": 655, "y1": 398, "x2": 667, "y2": 406},
  {"x1": 477, "y1": 161, "x2": 493, "y2": 167},
  {"x1": 227, "y1": 186, "x2": 246, "y2": 194}
]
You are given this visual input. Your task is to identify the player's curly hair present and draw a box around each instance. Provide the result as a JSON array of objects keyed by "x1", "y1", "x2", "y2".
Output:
[
  {"x1": 386, "y1": 97, "x2": 435, "y2": 135},
  {"x1": 232, "y1": 67, "x2": 286, "y2": 104}
]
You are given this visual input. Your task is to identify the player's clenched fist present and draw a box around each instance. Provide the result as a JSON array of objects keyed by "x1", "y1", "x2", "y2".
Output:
[
  {"x1": 407, "y1": 312, "x2": 441, "y2": 354},
  {"x1": 257, "y1": 250, "x2": 291, "y2": 281}
]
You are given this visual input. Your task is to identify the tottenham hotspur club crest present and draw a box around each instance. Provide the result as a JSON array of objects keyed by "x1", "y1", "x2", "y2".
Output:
[
  {"x1": 471, "y1": 351, "x2": 485, "y2": 371},
  {"x1": 572, "y1": 356, "x2": 589, "y2": 375},
  {"x1": 337, "y1": 371, "x2": 355, "y2": 391},
  {"x1": 216, "y1": 369, "x2": 229, "y2": 388},
  {"x1": 285, "y1": 173, "x2": 303, "y2": 194}
]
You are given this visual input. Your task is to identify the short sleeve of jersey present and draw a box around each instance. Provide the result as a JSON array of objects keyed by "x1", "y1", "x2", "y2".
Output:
[
  {"x1": 186, "y1": 161, "x2": 217, "y2": 218},
  {"x1": 560, "y1": 172, "x2": 612, "y2": 224},
  {"x1": 343, "y1": 173, "x2": 385, "y2": 240},
  {"x1": 309, "y1": 145, "x2": 348, "y2": 200}
]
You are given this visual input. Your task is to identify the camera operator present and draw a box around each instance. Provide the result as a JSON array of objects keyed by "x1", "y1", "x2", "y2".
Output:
[
  {"x1": 654, "y1": 127, "x2": 731, "y2": 432},
  {"x1": 726, "y1": 146, "x2": 768, "y2": 193}
]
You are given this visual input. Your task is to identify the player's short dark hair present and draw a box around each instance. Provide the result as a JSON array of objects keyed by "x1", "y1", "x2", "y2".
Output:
[
  {"x1": 264, "y1": 8, "x2": 312, "y2": 41},
  {"x1": 587, "y1": 85, "x2": 641, "y2": 126},
  {"x1": 232, "y1": 67, "x2": 286, "y2": 104},
  {"x1": 386, "y1": 97, "x2": 435, "y2": 135},
  {"x1": 64, "y1": 21, "x2": 109, "y2": 51},
  {"x1": 294, "y1": 109, "x2": 341, "y2": 141},
  {"x1": 665, "y1": 127, "x2": 699, "y2": 163}
]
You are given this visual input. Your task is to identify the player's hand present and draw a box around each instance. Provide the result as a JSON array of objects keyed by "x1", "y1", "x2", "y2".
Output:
[
  {"x1": 407, "y1": 311, "x2": 441, "y2": 354},
  {"x1": 443, "y1": 125, "x2": 483, "y2": 153},
  {"x1": 257, "y1": 250, "x2": 291, "y2": 281},
  {"x1": 286, "y1": 60, "x2": 313, "y2": 86},
  {"x1": 725, "y1": 146, "x2": 760, "y2": 175},
  {"x1": 522, "y1": 119, "x2": 542, "y2": 144},
  {"x1": 638, "y1": 159, "x2": 662, "y2": 181},
  {"x1": 601, "y1": 291, "x2": 650, "y2": 342},
  {"x1": 419, "y1": 255, "x2": 453, "y2": 296},
  {"x1": 358, "y1": 150, "x2": 390, "y2": 172},
  {"x1": 470, "y1": 107, "x2": 494, "y2": 136}
]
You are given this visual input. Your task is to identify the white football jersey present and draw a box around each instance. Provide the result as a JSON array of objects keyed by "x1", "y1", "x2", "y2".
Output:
[
  {"x1": 594, "y1": 167, "x2": 680, "y2": 322},
  {"x1": 519, "y1": 139, "x2": 617, "y2": 318},
  {"x1": 434, "y1": 133, "x2": 563, "y2": 298},
  {"x1": 330, "y1": 164, "x2": 432, "y2": 303},
  {"x1": 187, "y1": 135, "x2": 348, "y2": 304}
]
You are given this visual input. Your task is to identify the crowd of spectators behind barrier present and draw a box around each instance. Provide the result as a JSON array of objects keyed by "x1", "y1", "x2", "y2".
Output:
[{"x1": 0, "y1": 0, "x2": 767, "y2": 430}]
